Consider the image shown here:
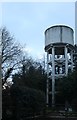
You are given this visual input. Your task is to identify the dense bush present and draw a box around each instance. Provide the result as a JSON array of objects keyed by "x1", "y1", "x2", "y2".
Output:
[{"x1": 10, "y1": 85, "x2": 45, "y2": 119}]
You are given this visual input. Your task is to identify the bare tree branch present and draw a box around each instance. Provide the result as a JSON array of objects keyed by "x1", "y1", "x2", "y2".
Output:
[{"x1": 1, "y1": 27, "x2": 23, "y2": 85}]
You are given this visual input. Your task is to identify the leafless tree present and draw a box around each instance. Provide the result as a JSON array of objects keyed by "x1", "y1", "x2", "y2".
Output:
[{"x1": 1, "y1": 27, "x2": 23, "y2": 85}]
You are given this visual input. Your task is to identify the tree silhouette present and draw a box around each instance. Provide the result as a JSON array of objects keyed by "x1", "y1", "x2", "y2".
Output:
[{"x1": 1, "y1": 27, "x2": 22, "y2": 85}]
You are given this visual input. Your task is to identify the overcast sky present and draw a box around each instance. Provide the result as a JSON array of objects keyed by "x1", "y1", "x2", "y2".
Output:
[{"x1": 2, "y1": 2, "x2": 75, "y2": 59}]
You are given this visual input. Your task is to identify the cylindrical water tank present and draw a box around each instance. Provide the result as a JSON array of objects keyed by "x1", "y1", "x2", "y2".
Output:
[{"x1": 45, "y1": 25, "x2": 74, "y2": 50}]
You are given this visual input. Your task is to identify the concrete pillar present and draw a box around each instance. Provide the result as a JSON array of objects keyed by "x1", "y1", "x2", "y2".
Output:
[
  {"x1": 46, "y1": 52, "x2": 49, "y2": 107},
  {"x1": 52, "y1": 47, "x2": 55, "y2": 107},
  {"x1": 65, "y1": 46, "x2": 68, "y2": 75}
]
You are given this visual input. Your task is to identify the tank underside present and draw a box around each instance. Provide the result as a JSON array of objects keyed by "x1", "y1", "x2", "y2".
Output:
[{"x1": 45, "y1": 43, "x2": 74, "y2": 55}]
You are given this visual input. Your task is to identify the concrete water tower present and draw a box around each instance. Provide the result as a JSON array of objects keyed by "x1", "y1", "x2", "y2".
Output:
[{"x1": 44, "y1": 25, "x2": 74, "y2": 107}]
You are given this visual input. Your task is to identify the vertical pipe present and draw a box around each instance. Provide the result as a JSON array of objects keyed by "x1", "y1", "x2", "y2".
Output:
[
  {"x1": 46, "y1": 52, "x2": 49, "y2": 107},
  {"x1": 71, "y1": 50, "x2": 73, "y2": 71},
  {"x1": 52, "y1": 46, "x2": 55, "y2": 107},
  {"x1": 65, "y1": 46, "x2": 68, "y2": 75}
]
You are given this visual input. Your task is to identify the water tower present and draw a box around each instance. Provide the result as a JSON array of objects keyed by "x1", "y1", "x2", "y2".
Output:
[{"x1": 44, "y1": 25, "x2": 74, "y2": 107}]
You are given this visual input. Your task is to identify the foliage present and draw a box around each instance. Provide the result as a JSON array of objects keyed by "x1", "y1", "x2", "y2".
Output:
[
  {"x1": 2, "y1": 27, "x2": 46, "y2": 119},
  {"x1": 57, "y1": 69, "x2": 77, "y2": 109},
  {"x1": 10, "y1": 85, "x2": 45, "y2": 119},
  {"x1": 10, "y1": 58, "x2": 46, "y2": 119},
  {"x1": 13, "y1": 57, "x2": 47, "y2": 92},
  {"x1": 2, "y1": 84, "x2": 45, "y2": 120}
]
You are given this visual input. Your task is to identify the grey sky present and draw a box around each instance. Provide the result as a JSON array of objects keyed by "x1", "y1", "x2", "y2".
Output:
[{"x1": 2, "y1": 2, "x2": 75, "y2": 59}]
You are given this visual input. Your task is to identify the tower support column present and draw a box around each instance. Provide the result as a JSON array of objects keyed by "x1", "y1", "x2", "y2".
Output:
[
  {"x1": 65, "y1": 46, "x2": 68, "y2": 75},
  {"x1": 46, "y1": 52, "x2": 49, "y2": 107},
  {"x1": 52, "y1": 47, "x2": 55, "y2": 107}
]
